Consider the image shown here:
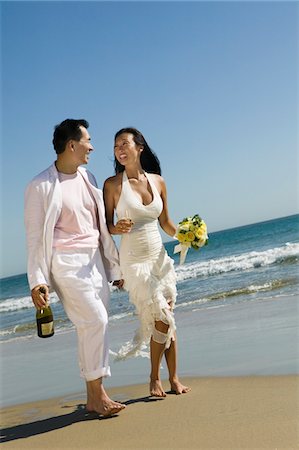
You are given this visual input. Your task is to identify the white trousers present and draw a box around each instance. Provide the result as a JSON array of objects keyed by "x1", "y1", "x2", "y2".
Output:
[{"x1": 51, "y1": 248, "x2": 111, "y2": 381}]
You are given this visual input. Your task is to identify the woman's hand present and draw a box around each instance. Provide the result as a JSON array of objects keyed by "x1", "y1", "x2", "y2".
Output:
[{"x1": 114, "y1": 218, "x2": 134, "y2": 234}]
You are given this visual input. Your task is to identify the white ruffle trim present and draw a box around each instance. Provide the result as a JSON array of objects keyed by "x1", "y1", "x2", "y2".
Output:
[{"x1": 113, "y1": 255, "x2": 177, "y2": 361}]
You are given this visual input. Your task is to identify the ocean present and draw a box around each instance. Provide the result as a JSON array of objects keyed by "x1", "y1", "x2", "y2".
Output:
[{"x1": 1, "y1": 214, "x2": 298, "y2": 344}]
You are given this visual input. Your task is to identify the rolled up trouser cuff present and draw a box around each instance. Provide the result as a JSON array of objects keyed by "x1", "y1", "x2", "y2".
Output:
[{"x1": 82, "y1": 366, "x2": 111, "y2": 381}]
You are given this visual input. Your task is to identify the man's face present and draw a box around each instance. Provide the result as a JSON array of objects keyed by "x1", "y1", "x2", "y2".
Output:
[{"x1": 72, "y1": 126, "x2": 94, "y2": 165}]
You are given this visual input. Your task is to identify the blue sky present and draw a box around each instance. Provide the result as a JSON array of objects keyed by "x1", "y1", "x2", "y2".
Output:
[{"x1": 1, "y1": 1, "x2": 298, "y2": 278}]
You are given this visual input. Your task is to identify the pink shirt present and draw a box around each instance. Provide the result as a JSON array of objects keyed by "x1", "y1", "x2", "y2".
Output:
[{"x1": 53, "y1": 171, "x2": 100, "y2": 249}]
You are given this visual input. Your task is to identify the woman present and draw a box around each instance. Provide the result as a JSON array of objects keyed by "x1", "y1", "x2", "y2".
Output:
[{"x1": 104, "y1": 128, "x2": 190, "y2": 397}]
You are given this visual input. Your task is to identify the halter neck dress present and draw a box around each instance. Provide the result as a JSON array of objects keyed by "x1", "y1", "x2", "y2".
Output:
[{"x1": 115, "y1": 170, "x2": 177, "y2": 359}]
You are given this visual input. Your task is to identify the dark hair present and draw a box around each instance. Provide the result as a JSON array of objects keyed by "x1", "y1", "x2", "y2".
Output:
[
  {"x1": 114, "y1": 127, "x2": 161, "y2": 175},
  {"x1": 52, "y1": 119, "x2": 89, "y2": 154}
]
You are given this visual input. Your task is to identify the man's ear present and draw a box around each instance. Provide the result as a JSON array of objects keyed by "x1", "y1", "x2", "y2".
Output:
[{"x1": 67, "y1": 140, "x2": 75, "y2": 151}]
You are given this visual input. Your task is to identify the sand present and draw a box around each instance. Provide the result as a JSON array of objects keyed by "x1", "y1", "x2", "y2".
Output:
[{"x1": 1, "y1": 376, "x2": 298, "y2": 449}]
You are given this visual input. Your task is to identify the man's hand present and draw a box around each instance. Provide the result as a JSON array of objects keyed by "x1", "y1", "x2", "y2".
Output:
[
  {"x1": 112, "y1": 279, "x2": 124, "y2": 289},
  {"x1": 31, "y1": 285, "x2": 49, "y2": 309}
]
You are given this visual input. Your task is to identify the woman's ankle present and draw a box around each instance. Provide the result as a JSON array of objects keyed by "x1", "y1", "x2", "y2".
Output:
[{"x1": 169, "y1": 375, "x2": 179, "y2": 383}]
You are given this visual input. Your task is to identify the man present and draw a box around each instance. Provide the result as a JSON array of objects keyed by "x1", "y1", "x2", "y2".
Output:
[{"x1": 24, "y1": 119, "x2": 125, "y2": 416}]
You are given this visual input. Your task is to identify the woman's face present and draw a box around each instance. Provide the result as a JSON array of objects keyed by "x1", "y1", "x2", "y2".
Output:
[{"x1": 114, "y1": 133, "x2": 142, "y2": 166}]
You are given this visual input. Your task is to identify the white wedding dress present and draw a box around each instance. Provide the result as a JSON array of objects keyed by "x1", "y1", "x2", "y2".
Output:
[{"x1": 115, "y1": 170, "x2": 177, "y2": 359}]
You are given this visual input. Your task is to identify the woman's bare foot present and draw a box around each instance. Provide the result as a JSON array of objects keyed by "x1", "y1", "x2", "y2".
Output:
[
  {"x1": 170, "y1": 378, "x2": 191, "y2": 395},
  {"x1": 86, "y1": 379, "x2": 125, "y2": 416},
  {"x1": 150, "y1": 379, "x2": 166, "y2": 397}
]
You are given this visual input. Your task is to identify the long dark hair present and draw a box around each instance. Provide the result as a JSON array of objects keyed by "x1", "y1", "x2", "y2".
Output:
[{"x1": 114, "y1": 127, "x2": 161, "y2": 175}]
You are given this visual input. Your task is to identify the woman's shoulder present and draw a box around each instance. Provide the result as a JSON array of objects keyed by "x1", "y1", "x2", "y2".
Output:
[
  {"x1": 104, "y1": 173, "x2": 123, "y2": 189},
  {"x1": 148, "y1": 172, "x2": 165, "y2": 186},
  {"x1": 147, "y1": 172, "x2": 166, "y2": 195}
]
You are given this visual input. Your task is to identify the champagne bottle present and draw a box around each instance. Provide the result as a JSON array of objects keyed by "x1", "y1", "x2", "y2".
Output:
[{"x1": 36, "y1": 287, "x2": 54, "y2": 338}]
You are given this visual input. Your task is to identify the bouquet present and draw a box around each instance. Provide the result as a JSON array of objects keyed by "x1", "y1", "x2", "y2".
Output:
[{"x1": 174, "y1": 214, "x2": 208, "y2": 264}]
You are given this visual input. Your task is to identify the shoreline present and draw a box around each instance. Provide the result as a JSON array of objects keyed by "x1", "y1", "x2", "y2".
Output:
[
  {"x1": 1, "y1": 294, "x2": 298, "y2": 408},
  {"x1": 1, "y1": 375, "x2": 298, "y2": 449}
]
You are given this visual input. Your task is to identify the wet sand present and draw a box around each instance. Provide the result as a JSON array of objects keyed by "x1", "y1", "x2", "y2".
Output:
[{"x1": 1, "y1": 375, "x2": 298, "y2": 449}]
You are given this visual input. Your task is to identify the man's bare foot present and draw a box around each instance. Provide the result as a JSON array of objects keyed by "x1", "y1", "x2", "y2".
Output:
[
  {"x1": 170, "y1": 378, "x2": 191, "y2": 395},
  {"x1": 86, "y1": 398, "x2": 125, "y2": 416},
  {"x1": 150, "y1": 379, "x2": 166, "y2": 397},
  {"x1": 86, "y1": 379, "x2": 125, "y2": 417}
]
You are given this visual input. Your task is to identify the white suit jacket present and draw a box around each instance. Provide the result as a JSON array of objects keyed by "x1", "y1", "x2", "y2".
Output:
[{"x1": 24, "y1": 163, "x2": 122, "y2": 290}]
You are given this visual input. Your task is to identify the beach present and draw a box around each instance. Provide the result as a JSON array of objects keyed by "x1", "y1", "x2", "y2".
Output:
[
  {"x1": 1, "y1": 216, "x2": 298, "y2": 448},
  {"x1": 1, "y1": 294, "x2": 299, "y2": 449},
  {"x1": 1, "y1": 376, "x2": 298, "y2": 449}
]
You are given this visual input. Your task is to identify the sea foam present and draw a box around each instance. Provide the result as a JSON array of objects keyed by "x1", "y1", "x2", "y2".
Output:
[{"x1": 175, "y1": 242, "x2": 299, "y2": 282}]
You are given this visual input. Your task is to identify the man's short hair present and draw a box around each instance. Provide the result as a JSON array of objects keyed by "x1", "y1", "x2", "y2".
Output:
[{"x1": 52, "y1": 119, "x2": 89, "y2": 154}]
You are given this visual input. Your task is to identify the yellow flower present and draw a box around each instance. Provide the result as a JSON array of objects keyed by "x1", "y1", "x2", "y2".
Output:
[
  {"x1": 185, "y1": 231, "x2": 195, "y2": 242},
  {"x1": 201, "y1": 222, "x2": 207, "y2": 232},
  {"x1": 177, "y1": 232, "x2": 187, "y2": 243},
  {"x1": 195, "y1": 228, "x2": 206, "y2": 239}
]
